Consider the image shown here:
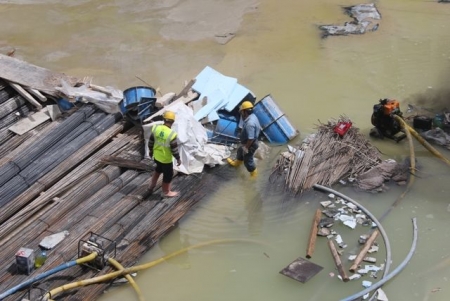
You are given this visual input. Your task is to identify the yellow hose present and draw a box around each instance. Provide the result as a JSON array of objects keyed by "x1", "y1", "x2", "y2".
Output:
[
  {"x1": 108, "y1": 258, "x2": 144, "y2": 301},
  {"x1": 394, "y1": 115, "x2": 450, "y2": 167},
  {"x1": 44, "y1": 238, "x2": 266, "y2": 300},
  {"x1": 380, "y1": 117, "x2": 416, "y2": 217},
  {"x1": 75, "y1": 252, "x2": 98, "y2": 265}
]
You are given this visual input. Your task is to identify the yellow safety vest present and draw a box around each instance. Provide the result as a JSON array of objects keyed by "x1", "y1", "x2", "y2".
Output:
[{"x1": 152, "y1": 124, "x2": 177, "y2": 163}]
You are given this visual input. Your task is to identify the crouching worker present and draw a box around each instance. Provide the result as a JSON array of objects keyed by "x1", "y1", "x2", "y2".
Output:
[
  {"x1": 227, "y1": 101, "x2": 261, "y2": 178},
  {"x1": 148, "y1": 111, "x2": 181, "y2": 197}
]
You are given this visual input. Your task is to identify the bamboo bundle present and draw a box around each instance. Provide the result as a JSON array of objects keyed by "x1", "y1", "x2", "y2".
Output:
[
  {"x1": 281, "y1": 117, "x2": 381, "y2": 194},
  {"x1": 0, "y1": 95, "x2": 26, "y2": 119},
  {"x1": 48, "y1": 169, "x2": 140, "y2": 233},
  {"x1": 0, "y1": 126, "x2": 139, "y2": 244},
  {"x1": 0, "y1": 166, "x2": 122, "y2": 278},
  {"x1": 0, "y1": 113, "x2": 119, "y2": 206},
  {"x1": 0, "y1": 173, "x2": 152, "y2": 299},
  {"x1": 0, "y1": 120, "x2": 59, "y2": 164},
  {"x1": 0, "y1": 105, "x2": 96, "y2": 188},
  {"x1": 0, "y1": 84, "x2": 15, "y2": 104},
  {"x1": 99, "y1": 155, "x2": 153, "y2": 171},
  {"x1": 3, "y1": 122, "x2": 126, "y2": 222},
  {"x1": 76, "y1": 175, "x2": 205, "y2": 301},
  {"x1": 0, "y1": 104, "x2": 31, "y2": 130}
]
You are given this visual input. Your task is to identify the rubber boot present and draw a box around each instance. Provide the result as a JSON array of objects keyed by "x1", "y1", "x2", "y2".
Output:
[
  {"x1": 227, "y1": 158, "x2": 243, "y2": 167},
  {"x1": 162, "y1": 182, "x2": 179, "y2": 197},
  {"x1": 250, "y1": 169, "x2": 258, "y2": 178},
  {"x1": 148, "y1": 172, "x2": 160, "y2": 193}
]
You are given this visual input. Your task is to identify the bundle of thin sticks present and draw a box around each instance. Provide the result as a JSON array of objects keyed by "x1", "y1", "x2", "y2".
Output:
[{"x1": 278, "y1": 116, "x2": 382, "y2": 194}]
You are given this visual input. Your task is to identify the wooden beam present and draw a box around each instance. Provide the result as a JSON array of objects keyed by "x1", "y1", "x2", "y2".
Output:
[
  {"x1": 306, "y1": 209, "x2": 322, "y2": 258},
  {"x1": 25, "y1": 87, "x2": 47, "y2": 102},
  {"x1": 8, "y1": 81, "x2": 43, "y2": 110},
  {"x1": 0, "y1": 53, "x2": 80, "y2": 96},
  {"x1": 350, "y1": 230, "x2": 379, "y2": 272},
  {"x1": 328, "y1": 239, "x2": 349, "y2": 282}
]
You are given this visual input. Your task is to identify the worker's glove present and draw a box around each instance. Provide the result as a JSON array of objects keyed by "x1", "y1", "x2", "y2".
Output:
[
  {"x1": 176, "y1": 158, "x2": 181, "y2": 166},
  {"x1": 242, "y1": 146, "x2": 249, "y2": 155}
]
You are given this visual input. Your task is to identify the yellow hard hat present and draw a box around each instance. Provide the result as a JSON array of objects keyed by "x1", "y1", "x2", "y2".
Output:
[
  {"x1": 163, "y1": 111, "x2": 175, "y2": 121},
  {"x1": 239, "y1": 101, "x2": 254, "y2": 112}
]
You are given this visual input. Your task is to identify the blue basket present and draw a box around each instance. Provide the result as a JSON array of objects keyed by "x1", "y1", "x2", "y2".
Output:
[
  {"x1": 253, "y1": 94, "x2": 299, "y2": 144},
  {"x1": 123, "y1": 86, "x2": 156, "y2": 110}
]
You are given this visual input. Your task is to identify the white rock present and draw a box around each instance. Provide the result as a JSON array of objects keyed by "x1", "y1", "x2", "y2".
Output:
[
  {"x1": 321, "y1": 201, "x2": 332, "y2": 208},
  {"x1": 363, "y1": 293, "x2": 370, "y2": 299},
  {"x1": 368, "y1": 245, "x2": 379, "y2": 253},
  {"x1": 376, "y1": 288, "x2": 389, "y2": 301},
  {"x1": 335, "y1": 235, "x2": 343, "y2": 244},
  {"x1": 365, "y1": 265, "x2": 381, "y2": 271},
  {"x1": 39, "y1": 230, "x2": 70, "y2": 249},
  {"x1": 363, "y1": 257, "x2": 377, "y2": 263},
  {"x1": 344, "y1": 220, "x2": 357, "y2": 229},
  {"x1": 328, "y1": 193, "x2": 335, "y2": 199},
  {"x1": 349, "y1": 274, "x2": 361, "y2": 280},
  {"x1": 348, "y1": 255, "x2": 357, "y2": 261},
  {"x1": 339, "y1": 214, "x2": 354, "y2": 222},
  {"x1": 346, "y1": 203, "x2": 358, "y2": 210},
  {"x1": 362, "y1": 280, "x2": 372, "y2": 288},
  {"x1": 357, "y1": 269, "x2": 368, "y2": 275}
]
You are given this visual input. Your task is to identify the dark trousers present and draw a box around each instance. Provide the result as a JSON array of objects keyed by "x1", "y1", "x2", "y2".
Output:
[
  {"x1": 154, "y1": 159, "x2": 174, "y2": 183},
  {"x1": 236, "y1": 142, "x2": 258, "y2": 172}
]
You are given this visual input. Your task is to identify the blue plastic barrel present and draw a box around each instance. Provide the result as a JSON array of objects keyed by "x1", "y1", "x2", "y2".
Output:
[
  {"x1": 214, "y1": 118, "x2": 240, "y2": 142},
  {"x1": 123, "y1": 86, "x2": 156, "y2": 110},
  {"x1": 253, "y1": 94, "x2": 299, "y2": 144}
]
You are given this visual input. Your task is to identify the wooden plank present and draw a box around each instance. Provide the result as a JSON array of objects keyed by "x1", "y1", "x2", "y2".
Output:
[
  {"x1": 328, "y1": 239, "x2": 349, "y2": 282},
  {"x1": 0, "y1": 53, "x2": 80, "y2": 96},
  {"x1": 8, "y1": 110, "x2": 50, "y2": 135},
  {"x1": 279, "y1": 256, "x2": 323, "y2": 283},
  {"x1": 25, "y1": 87, "x2": 47, "y2": 102},
  {"x1": 306, "y1": 209, "x2": 322, "y2": 258},
  {"x1": 350, "y1": 230, "x2": 379, "y2": 272},
  {"x1": 8, "y1": 81, "x2": 42, "y2": 110}
]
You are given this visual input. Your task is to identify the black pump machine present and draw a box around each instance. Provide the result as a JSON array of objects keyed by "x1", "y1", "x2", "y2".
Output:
[{"x1": 370, "y1": 98, "x2": 406, "y2": 142}]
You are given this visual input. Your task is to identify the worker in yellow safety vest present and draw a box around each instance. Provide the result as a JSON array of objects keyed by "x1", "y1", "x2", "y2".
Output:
[{"x1": 148, "y1": 111, "x2": 181, "y2": 197}]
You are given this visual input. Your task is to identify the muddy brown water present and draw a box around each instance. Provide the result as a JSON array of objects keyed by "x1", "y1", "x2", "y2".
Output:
[{"x1": 1, "y1": 0, "x2": 450, "y2": 300}]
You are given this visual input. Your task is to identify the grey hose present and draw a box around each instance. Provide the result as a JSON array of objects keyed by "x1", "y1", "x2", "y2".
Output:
[
  {"x1": 340, "y1": 217, "x2": 418, "y2": 301},
  {"x1": 312, "y1": 185, "x2": 392, "y2": 298}
]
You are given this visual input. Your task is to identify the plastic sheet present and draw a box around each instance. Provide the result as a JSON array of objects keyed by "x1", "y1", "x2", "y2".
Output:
[{"x1": 56, "y1": 80, "x2": 123, "y2": 114}]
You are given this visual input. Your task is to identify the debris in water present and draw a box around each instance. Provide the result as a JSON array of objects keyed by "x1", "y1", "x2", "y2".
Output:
[{"x1": 362, "y1": 280, "x2": 372, "y2": 288}]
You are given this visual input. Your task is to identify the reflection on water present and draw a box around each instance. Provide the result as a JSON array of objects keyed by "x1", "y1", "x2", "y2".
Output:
[
  {"x1": 158, "y1": 225, "x2": 191, "y2": 269},
  {"x1": 1, "y1": 0, "x2": 450, "y2": 300}
]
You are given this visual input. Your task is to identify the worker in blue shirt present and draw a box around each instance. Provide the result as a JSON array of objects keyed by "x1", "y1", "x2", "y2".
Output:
[{"x1": 227, "y1": 101, "x2": 261, "y2": 178}]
